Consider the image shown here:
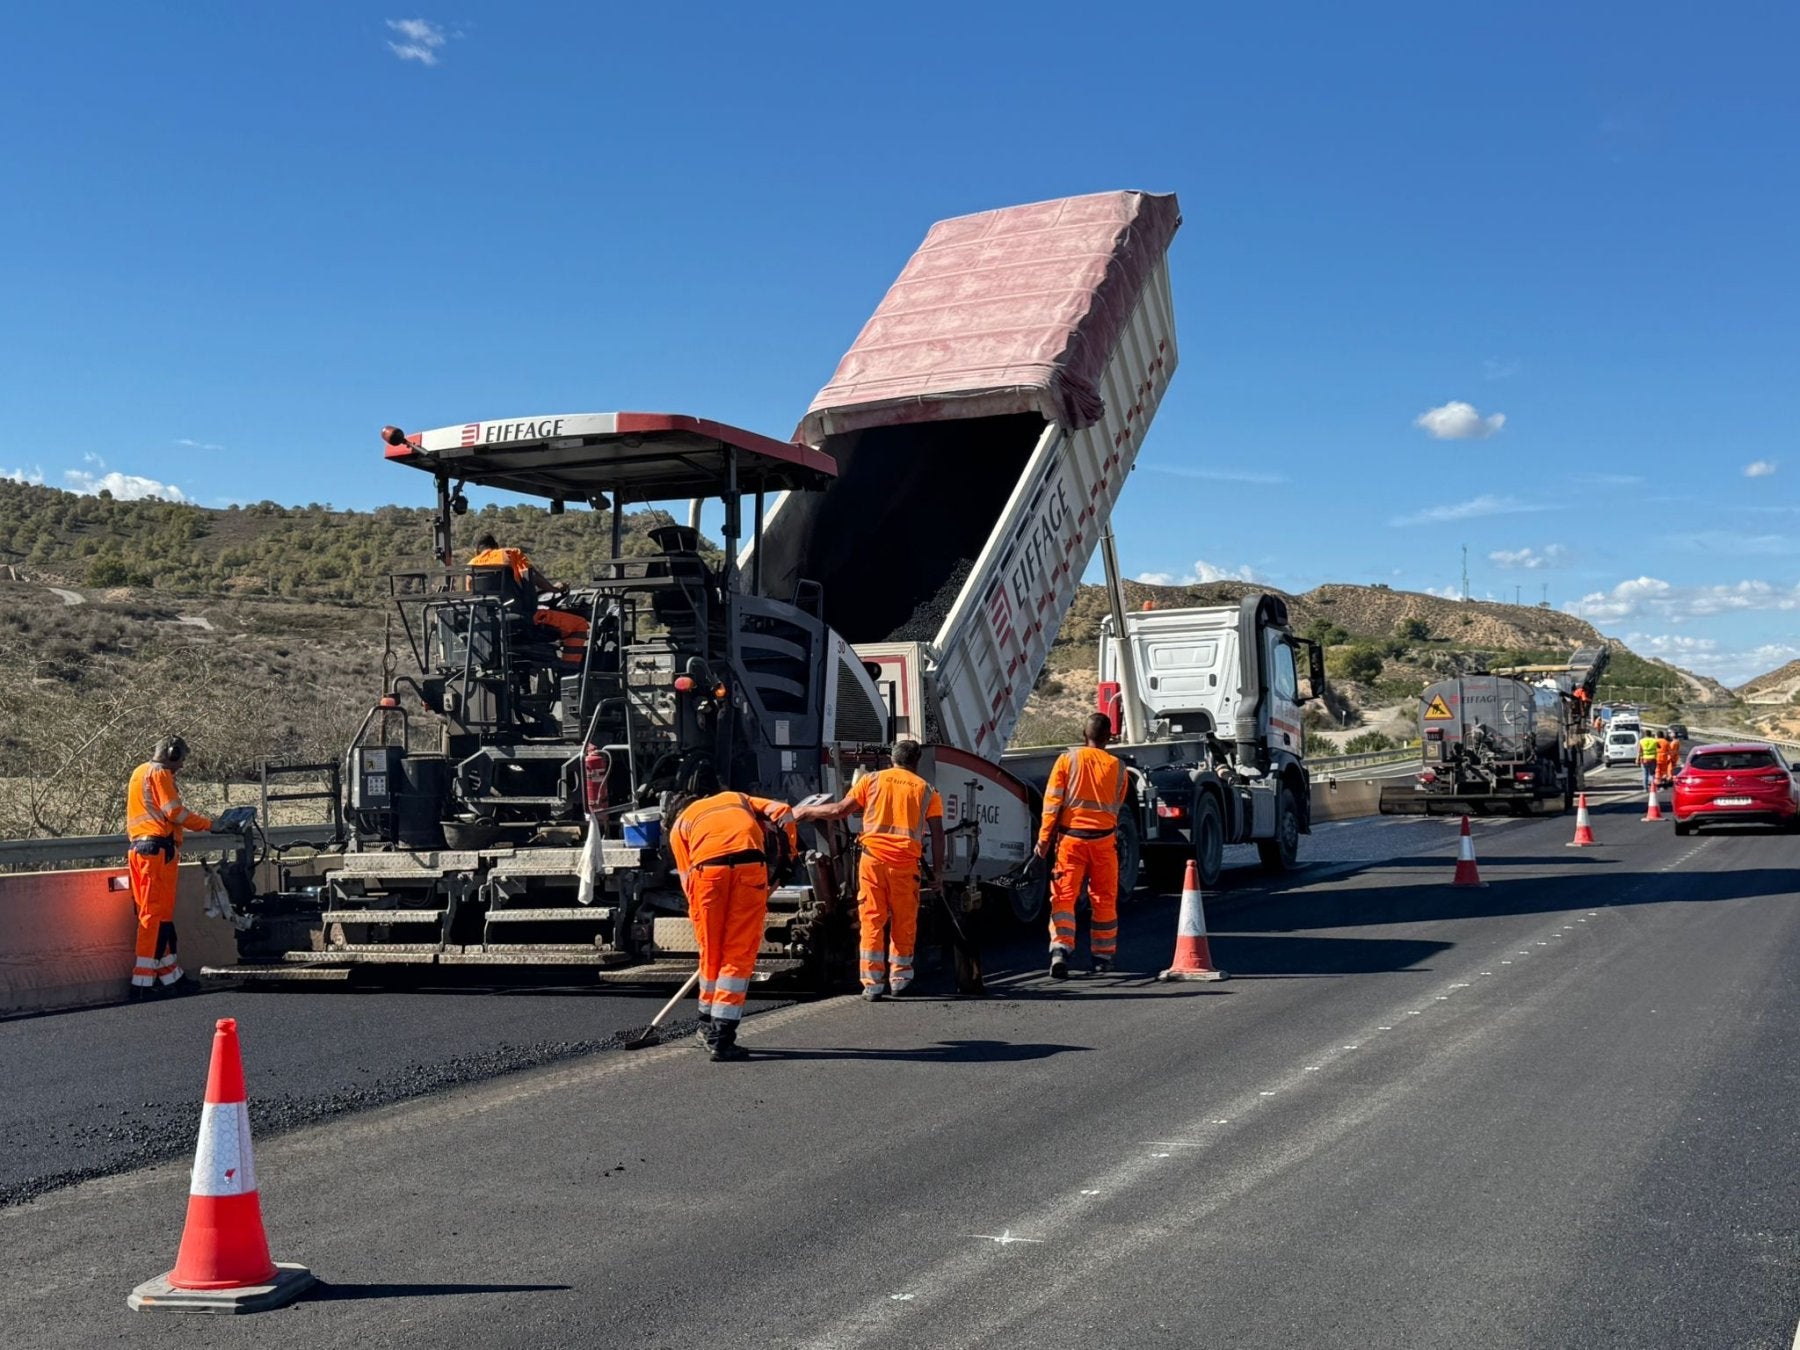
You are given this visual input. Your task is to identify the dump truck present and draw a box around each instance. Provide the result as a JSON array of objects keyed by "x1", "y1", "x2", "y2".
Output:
[
  {"x1": 1378, "y1": 648, "x2": 1608, "y2": 816},
  {"x1": 208, "y1": 187, "x2": 1318, "y2": 986}
]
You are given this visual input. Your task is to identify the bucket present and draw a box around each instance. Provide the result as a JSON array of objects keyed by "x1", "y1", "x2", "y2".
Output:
[{"x1": 621, "y1": 809, "x2": 662, "y2": 849}]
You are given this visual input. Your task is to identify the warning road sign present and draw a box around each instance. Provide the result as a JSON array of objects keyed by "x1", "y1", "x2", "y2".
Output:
[{"x1": 1424, "y1": 694, "x2": 1454, "y2": 721}]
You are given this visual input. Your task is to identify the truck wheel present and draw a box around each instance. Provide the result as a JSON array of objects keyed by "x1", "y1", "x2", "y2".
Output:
[
  {"x1": 1193, "y1": 794, "x2": 1225, "y2": 890},
  {"x1": 1115, "y1": 814, "x2": 1142, "y2": 898},
  {"x1": 1257, "y1": 785, "x2": 1300, "y2": 873}
]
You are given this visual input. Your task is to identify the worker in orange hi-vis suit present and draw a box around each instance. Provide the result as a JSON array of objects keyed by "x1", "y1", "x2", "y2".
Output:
[
  {"x1": 796, "y1": 740, "x2": 946, "y2": 1002},
  {"x1": 469, "y1": 532, "x2": 588, "y2": 662},
  {"x1": 1655, "y1": 731, "x2": 1678, "y2": 790},
  {"x1": 1035, "y1": 713, "x2": 1130, "y2": 980},
  {"x1": 668, "y1": 771, "x2": 798, "y2": 1062},
  {"x1": 124, "y1": 737, "x2": 213, "y2": 1000}
]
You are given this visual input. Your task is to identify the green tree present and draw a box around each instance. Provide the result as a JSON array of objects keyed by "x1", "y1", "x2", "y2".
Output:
[
  {"x1": 1327, "y1": 643, "x2": 1384, "y2": 683},
  {"x1": 1395, "y1": 617, "x2": 1430, "y2": 641}
]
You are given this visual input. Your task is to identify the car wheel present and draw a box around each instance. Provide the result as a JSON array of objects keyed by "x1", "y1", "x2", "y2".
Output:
[
  {"x1": 1783, "y1": 814, "x2": 1800, "y2": 835},
  {"x1": 1673, "y1": 820, "x2": 1692, "y2": 837}
]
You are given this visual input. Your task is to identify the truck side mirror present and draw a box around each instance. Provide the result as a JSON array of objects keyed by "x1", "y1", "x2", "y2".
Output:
[{"x1": 1297, "y1": 642, "x2": 1327, "y2": 703}]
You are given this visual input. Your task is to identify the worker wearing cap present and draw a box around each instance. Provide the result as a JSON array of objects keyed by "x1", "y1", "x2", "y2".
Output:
[
  {"x1": 1036, "y1": 713, "x2": 1130, "y2": 979},
  {"x1": 1638, "y1": 731, "x2": 1661, "y2": 791},
  {"x1": 797, "y1": 740, "x2": 945, "y2": 1001},
  {"x1": 124, "y1": 737, "x2": 213, "y2": 999},
  {"x1": 668, "y1": 771, "x2": 798, "y2": 1062}
]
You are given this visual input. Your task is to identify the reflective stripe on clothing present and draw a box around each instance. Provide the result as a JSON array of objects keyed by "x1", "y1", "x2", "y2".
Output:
[
  {"x1": 684, "y1": 860, "x2": 767, "y2": 1028},
  {"x1": 1038, "y1": 747, "x2": 1127, "y2": 844},
  {"x1": 126, "y1": 761, "x2": 211, "y2": 843}
]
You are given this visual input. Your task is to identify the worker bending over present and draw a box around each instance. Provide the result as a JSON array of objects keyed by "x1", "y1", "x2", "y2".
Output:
[
  {"x1": 1037, "y1": 713, "x2": 1129, "y2": 979},
  {"x1": 124, "y1": 737, "x2": 213, "y2": 999},
  {"x1": 797, "y1": 740, "x2": 945, "y2": 1001},
  {"x1": 668, "y1": 769, "x2": 798, "y2": 1062}
]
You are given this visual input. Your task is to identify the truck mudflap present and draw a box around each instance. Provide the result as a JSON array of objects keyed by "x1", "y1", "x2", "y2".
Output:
[{"x1": 1379, "y1": 785, "x2": 1560, "y2": 817}]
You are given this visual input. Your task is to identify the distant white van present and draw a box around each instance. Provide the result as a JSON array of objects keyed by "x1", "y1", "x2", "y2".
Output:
[{"x1": 1604, "y1": 728, "x2": 1642, "y2": 767}]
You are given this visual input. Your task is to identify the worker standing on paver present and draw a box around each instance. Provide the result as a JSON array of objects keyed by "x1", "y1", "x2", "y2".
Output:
[
  {"x1": 1036, "y1": 713, "x2": 1129, "y2": 980},
  {"x1": 668, "y1": 769, "x2": 798, "y2": 1061},
  {"x1": 124, "y1": 738, "x2": 212, "y2": 999},
  {"x1": 1639, "y1": 729, "x2": 1662, "y2": 791},
  {"x1": 795, "y1": 741, "x2": 945, "y2": 1001},
  {"x1": 468, "y1": 532, "x2": 588, "y2": 663}
]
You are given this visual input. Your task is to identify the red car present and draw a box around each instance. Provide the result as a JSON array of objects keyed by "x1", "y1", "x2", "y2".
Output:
[{"x1": 1671, "y1": 743, "x2": 1800, "y2": 835}]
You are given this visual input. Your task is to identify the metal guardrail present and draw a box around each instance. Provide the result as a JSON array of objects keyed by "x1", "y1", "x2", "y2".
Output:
[
  {"x1": 1305, "y1": 747, "x2": 1417, "y2": 773},
  {"x1": 0, "y1": 824, "x2": 333, "y2": 871},
  {"x1": 1688, "y1": 727, "x2": 1800, "y2": 754}
]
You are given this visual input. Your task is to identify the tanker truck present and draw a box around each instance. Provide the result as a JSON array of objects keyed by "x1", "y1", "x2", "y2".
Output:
[{"x1": 1379, "y1": 648, "x2": 1607, "y2": 816}]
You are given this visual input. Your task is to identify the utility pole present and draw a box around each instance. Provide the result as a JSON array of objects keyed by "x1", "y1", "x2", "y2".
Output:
[
  {"x1": 1515, "y1": 584, "x2": 1521, "y2": 606},
  {"x1": 1542, "y1": 582, "x2": 1549, "y2": 607},
  {"x1": 1460, "y1": 544, "x2": 1470, "y2": 602}
]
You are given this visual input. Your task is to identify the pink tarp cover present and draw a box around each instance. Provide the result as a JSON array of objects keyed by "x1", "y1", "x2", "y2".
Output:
[{"x1": 797, "y1": 190, "x2": 1181, "y2": 445}]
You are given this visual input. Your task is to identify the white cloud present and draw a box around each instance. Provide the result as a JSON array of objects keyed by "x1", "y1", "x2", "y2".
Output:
[
  {"x1": 1137, "y1": 560, "x2": 1264, "y2": 586},
  {"x1": 1571, "y1": 472, "x2": 1643, "y2": 487},
  {"x1": 386, "y1": 17, "x2": 448, "y2": 64},
  {"x1": 1624, "y1": 632, "x2": 1718, "y2": 657},
  {"x1": 1142, "y1": 464, "x2": 1289, "y2": 486},
  {"x1": 175, "y1": 438, "x2": 226, "y2": 452},
  {"x1": 1744, "y1": 459, "x2": 1778, "y2": 478},
  {"x1": 62, "y1": 469, "x2": 187, "y2": 502},
  {"x1": 1482, "y1": 358, "x2": 1521, "y2": 381},
  {"x1": 1566, "y1": 576, "x2": 1800, "y2": 624},
  {"x1": 2, "y1": 465, "x2": 45, "y2": 486},
  {"x1": 1489, "y1": 544, "x2": 1567, "y2": 570},
  {"x1": 1423, "y1": 584, "x2": 1464, "y2": 600},
  {"x1": 1625, "y1": 637, "x2": 1800, "y2": 686},
  {"x1": 1390, "y1": 494, "x2": 1553, "y2": 527},
  {"x1": 1415, "y1": 400, "x2": 1506, "y2": 440}
]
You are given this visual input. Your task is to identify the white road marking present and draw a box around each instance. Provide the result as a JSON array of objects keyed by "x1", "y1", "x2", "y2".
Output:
[
  {"x1": 1080, "y1": 1190, "x2": 1100, "y2": 1197},
  {"x1": 890, "y1": 1293, "x2": 915, "y2": 1301},
  {"x1": 967, "y1": 1230, "x2": 1044, "y2": 1246}
]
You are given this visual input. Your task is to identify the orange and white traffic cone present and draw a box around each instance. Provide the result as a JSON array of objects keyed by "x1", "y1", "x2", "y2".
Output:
[
  {"x1": 1642, "y1": 782, "x2": 1664, "y2": 822},
  {"x1": 129, "y1": 1018, "x2": 315, "y2": 1314},
  {"x1": 1452, "y1": 815, "x2": 1486, "y2": 887},
  {"x1": 1157, "y1": 860, "x2": 1228, "y2": 982},
  {"x1": 1567, "y1": 794, "x2": 1597, "y2": 847}
]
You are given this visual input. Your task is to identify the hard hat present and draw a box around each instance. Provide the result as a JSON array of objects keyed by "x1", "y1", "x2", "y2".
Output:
[{"x1": 151, "y1": 735, "x2": 189, "y2": 766}]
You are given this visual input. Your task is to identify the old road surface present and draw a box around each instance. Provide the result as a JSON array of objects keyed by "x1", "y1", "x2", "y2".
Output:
[{"x1": 3, "y1": 787, "x2": 1796, "y2": 1348}]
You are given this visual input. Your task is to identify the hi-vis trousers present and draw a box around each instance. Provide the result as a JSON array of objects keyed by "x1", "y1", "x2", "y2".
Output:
[
  {"x1": 686, "y1": 861, "x2": 769, "y2": 1025},
  {"x1": 857, "y1": 853, "x2": 920, "y2": 993},
  {"x1": 1047, "y1": 833, "x2": 1118, "y2": 960},
  {"x1": 127, "y1": 844, "x2": 183, "y2": 989}
]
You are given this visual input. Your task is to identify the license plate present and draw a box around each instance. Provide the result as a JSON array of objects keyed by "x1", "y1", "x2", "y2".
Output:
[{"x1": 1712, "y1": 796, "x2": 1752, "y2": 807}]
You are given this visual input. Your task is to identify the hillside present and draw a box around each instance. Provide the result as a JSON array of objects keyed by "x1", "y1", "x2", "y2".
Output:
[
  {"x1": 0, "y1": 483, "x2": 1741, "y2": 835},
  {"x1": 1739, "y1": 658, "x2": 1800, "y2": 703}
]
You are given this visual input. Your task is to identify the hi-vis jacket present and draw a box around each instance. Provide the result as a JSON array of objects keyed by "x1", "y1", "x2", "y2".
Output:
[
  {"x1": 848, "y1": 767, "x2": 942, "y2": 866},
  {"x1": 669, "y1": 792, "x2": 798, "y2": 874},
  {"x1": 1638, "y1": 735, "x2": 1661, "y2": 765},
  {"x1": 469, "y1": 546, "x2": 534, "y2": 585},
  {"x1": 1038, "y1": 746, "x2": 1128, "y2": 845},
  {"x1": 126, "y1": 762, "x2": 212, "y2": 847}
]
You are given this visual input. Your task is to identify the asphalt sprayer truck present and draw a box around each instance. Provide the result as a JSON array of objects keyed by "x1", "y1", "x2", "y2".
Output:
[
  {"x1": 1378, "y1": 648, "x2": 1608, "y2": 817},
  {"x1": 207, "y1": 188, "x2": 1324, "y2": 988}
]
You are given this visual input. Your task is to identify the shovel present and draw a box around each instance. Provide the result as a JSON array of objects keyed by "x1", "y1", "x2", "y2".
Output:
[{"x1": 622, "y1": 971, "x2": 702, "y2": 1050}]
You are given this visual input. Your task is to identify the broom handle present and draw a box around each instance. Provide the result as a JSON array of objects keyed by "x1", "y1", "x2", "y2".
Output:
[{"x1": 648, "y1": 970, "x2": 702, "y2": 1029}]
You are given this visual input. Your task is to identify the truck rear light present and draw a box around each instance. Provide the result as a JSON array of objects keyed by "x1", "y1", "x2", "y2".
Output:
[
  {"x1": 1155, "y1": 802, "x2": 1187, "y2": 820},
  {"x1": 583, "y1": 747, "x2": 611, "y2": 814},
  {"x1": 1418, "y1": 769, "x2": 1437, "y2": 784},
  {"x1": 1513, "y1": 771, "x2": 1534, "y2": 782}
]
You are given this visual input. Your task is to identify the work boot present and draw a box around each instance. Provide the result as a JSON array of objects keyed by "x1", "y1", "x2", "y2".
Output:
[
  {"x1": 159, "y1": 976, "x2": 202, "y2": 998},
  {"x1": 1090, "y1": 957, "x2": 1112, "y2": 976},
  {"x1": 887, "y1": 979, "x2": 911, "y2": 999},
  {"x1": 1049, "y1": 949, "x2": 1069, "y2": 981},
  {"x1": 861, "y1": 985, "x2": 885, "y2": 1002},
  {"x1": 693, "y1": 1013, "x2": 716, "y2": 1051},
  {"x1": 709, "y1": 1023, "x2": 749, "y2": 1062},
  {"x1": 127, "y1": 986, "x2": 153, "y2": 1004}
]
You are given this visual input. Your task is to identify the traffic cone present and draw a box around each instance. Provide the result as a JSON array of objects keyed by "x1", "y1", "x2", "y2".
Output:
[
  {"x1": 129, "y1": 1019, "x2": 315, "y2": 1313},
  {"x1": 1157, "y1": 860, "x2": 1228, "y2": 982},
  {"x1": 1642, "y1": 782, "x2": 1664, "y2": 822},
  {"x1": 1451, "y1": 815, "x2": 1486, "y2": 887},
  {"x1": 1567, "y1": 794, "x2": 1597, "y2": 847}
]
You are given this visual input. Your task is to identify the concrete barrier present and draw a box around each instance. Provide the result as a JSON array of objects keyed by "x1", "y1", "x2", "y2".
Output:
[
  {"x1": 1311, "y1": 774, "x2": 1405, "y2": 823},
  {"x1": 0, "y1": 862, "x2": 243, "y2": 1018}
]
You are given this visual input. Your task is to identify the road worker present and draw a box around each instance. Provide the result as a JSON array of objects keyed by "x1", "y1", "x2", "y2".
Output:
[
  {"x1": 667, "y1": 768, "x2": 798, "y2": 1062},
  {"x1": 1655, "y1": 730, "x2": 1678, "y2": 789},
  {"x1": 1036, "y1": 712, "x2": 1129, "y2": 979},
  {"x1": 469, "y1": 532, "x2": 588, "y2": 664},
  {"x1": 124, "y1": 737, "x2": 212, "y2": 999},
  {"x1": 1638, "y1": 730, "x2": 1661, "y2": 791},
  {"x1": 795, "y1": 740, "x2": 946, "y2": 1001}
]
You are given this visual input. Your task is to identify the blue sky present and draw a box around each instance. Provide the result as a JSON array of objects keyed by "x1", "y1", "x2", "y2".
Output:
[{"x1": 2, "y1": 3, "x2": 1795, "y2": 683}]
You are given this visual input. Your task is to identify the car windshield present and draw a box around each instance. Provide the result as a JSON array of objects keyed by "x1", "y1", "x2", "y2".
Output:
[{"x1": 1687, "y1": 751, "x2": 1779, "y2": 772}]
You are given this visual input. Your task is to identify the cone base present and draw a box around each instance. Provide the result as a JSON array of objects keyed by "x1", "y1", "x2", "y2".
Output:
[
  {"x1": 129, "y1": 1263, "x2": 314, "y2": 1315},
  {"x1": 1158, "y1": 968, "x2": 1228, "y2": 981},
  {"x1": 1566, "y1": 838, "x2": 1596, "y2": 847}
]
